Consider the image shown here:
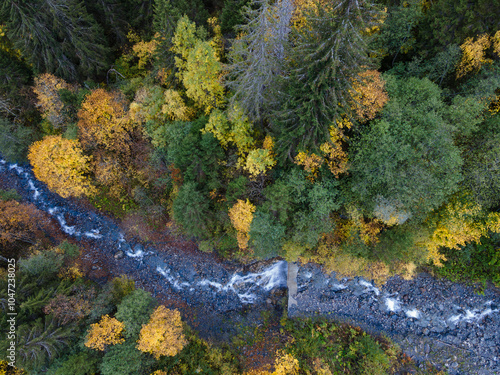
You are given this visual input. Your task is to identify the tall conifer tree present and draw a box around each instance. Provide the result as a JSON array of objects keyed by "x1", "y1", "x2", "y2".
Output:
[
  {"x1": 274, "y1": 0, "x2": 380, "y2": 157},
  {"x1": 227, "y1": 0, "x2": 293, "y2": 122},
  {"x1": 1, "y1": 0, "x2": 109, "y2": 81}
]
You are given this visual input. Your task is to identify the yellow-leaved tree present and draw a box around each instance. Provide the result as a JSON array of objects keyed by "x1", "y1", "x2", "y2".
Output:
[
  {"x1": 172, "y1": 16, "x2": 225, "y2": 113},
  {"x1": 423, "y1": 194, "x2": 500, "y2": 266},
  {"x1": 28, "y1": 135, "x2": 95, "y2": 198},
  {"x1": 137, "y1": 306, "x2": 187, "y2": 359},
  {"x1": 295, "y1": 120, "x2": 349, "y2": 181},
  {"x1": 294, "y1": 151, "x2": 323, "y2": 181},
  {"x1": 243, "y1": 350, "x2": 299, "y2": 375},
  {"x1": 162, "y1": 89, "x2": 194, "y2": 121},
  {"x1": 350, "y1": 70, "x2": 389, "y2": 122},
  {"x1": 493, "y1": 30, "x2": 500, "y2": 57},
  {"x1": 77, "y1": 88, "x2": 133, "y2": 154},
  {"x1": 244, "y1": 135, "x2": 276, "y2": 178},
  {"x1": 85, "y1": 315, "x2": 125, "y2": 351},
  {"x1": 274, "y1": 351, "x2": 300, "y2": 375},
  {"x1": 320, "y1": 128, "x2": 348, "y2": 178},
  {"x1": 33, "y1": 73, "x2": 76, "y2": 128},
  {"x1": 228, "y1": 199, "x2": 256, "y2": 250},
  {"x1": 456, "y1": 34, "x2": 492, "y2": 79}
]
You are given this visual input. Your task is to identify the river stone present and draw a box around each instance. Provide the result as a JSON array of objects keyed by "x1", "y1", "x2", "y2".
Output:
[
  {"x1": 416, "y1": 318, "x2": 430, "y2": 328},
  {"x1": 120, "y1": 243, "x2": 132, "y2": 253},
  {"x1": 424, "y1": 343, "x2": 430, "y2": 354},
  {"x1": 114, "y1": 251, "x2": 124, "y2": 260}
]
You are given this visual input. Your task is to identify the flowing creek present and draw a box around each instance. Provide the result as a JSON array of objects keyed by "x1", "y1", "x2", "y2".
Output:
[{"x1": 1, "y1": 158, "x2": 499, "y2": 374}]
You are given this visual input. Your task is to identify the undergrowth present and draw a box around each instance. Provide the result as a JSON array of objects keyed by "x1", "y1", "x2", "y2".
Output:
[{"x1": 432, "y1": 234, "x2": 500, "y2": 291}]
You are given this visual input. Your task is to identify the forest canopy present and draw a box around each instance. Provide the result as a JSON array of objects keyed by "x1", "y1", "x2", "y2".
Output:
[
  {"x1": 1, "y1": 0, "x2": 500, "y2": 374},
  {"x1": 0, "y1": 0, "x2": 499, "y2": 281}
]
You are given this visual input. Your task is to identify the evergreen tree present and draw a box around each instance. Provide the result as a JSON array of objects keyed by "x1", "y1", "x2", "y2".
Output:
[
  {"x1": 1, "y1": 0, "x2": 109, "y2": 81},
  {"x1": 0, "y1": 34, "x2": 31, "y2": 100},
  {"x1": 153, "y1": 0, "x2": 209, "y2": 74},
  {"x1": 417, "y1": 0, "x2": 500, "y2": 56},
  {"x1": 0, "y1": 116, "x2": 40, "y2": 162},
  {"x1": 87, "y1": 0, "x2": 154, "y2": 47},
  {"x1": 173, "y1": 182, "x2": 212, "y2": 238},
  {"x1": 115, "y1": 289, "x2": 155, "y2": 338},
  {"x1": 227, "y1": 0, "x2": 293, "y2": 122},
  {"x1": 274, "y1": 0, "x2": 380, "y2": 157},
  {"x1": 16, "y1": 317, "x2": 74, "y2": 372}
]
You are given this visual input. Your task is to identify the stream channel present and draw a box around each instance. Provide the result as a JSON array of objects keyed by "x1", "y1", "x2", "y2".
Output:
[{"x1": 1, "y1": 158, "x2": 499, "y2": 374}]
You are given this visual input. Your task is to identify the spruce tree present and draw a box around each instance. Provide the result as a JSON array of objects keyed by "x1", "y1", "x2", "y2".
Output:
[
  {"x1": 274, "y1": 0, "x2": 380, "y2": 157},
  {"x1": 1, "y1": 0, "x2": 109, "y2": 81},
  {"x1": 227, "y1": 0, "x2": 293, "y2": 122}
]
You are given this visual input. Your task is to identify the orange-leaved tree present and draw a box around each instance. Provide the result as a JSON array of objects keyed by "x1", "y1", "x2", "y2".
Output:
[
  {"x1": 77, "y1": 89, "x2": 133, "y2": 154},
  {"x1": 28, "y1": 135, "x2": 95, "y2": 198},
  {"x1": 44, "y1": 287, "x2": 95, "y2": 324},
  {"x1": 0, "y1": 201, "x2": 48, "y2": 256},
  {"x1": 85, "y1": 315, "x2": 125, "y2": 351},
  {"x1": 137, "y1": 306, "x2": 187, "y2": 359}
]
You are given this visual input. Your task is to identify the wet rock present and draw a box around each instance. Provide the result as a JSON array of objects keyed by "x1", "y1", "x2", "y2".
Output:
[
  {"x1": 121, "y1": 243, "x2": 132, "y2": 252},
  {"x1": 270, "y1": 287, "x2": 286, "y2": 298}
]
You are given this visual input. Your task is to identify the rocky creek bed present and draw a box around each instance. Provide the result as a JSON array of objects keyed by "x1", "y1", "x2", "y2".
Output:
[
  {"x1": 290, "y1": 263, "x2": 500, "y2": 374},
  {"x1": 1, "y1": 158, "x2": 500, "y2": 374}
]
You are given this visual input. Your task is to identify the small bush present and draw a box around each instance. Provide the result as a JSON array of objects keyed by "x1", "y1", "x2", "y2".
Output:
[
  {"x1": 57, "y1": 241, "x2": 80, "y2": 258},
  {"x1": 281, "y1": 318, "x2": 398, "y2": 375},
  {"x1": 0, "y1": 188, "x2": 21, "y2": 202}
]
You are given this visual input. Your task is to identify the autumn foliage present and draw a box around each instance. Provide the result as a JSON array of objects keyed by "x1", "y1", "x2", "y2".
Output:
[
  {"x1": 456, "y1": 34, "x2": 492, "y2": 79},
  {"x1": 244, "y1": 135, "x2": 277, "y2": 177},
  {"x1": 424, "y1": 195, "x2": 500, "y2": 266},
  {"x1": 77, "y1": 89, "x2": 133, "y2": 154},
  {"x1": 229, "y1": 199, "x2": 256, "y2": 250},
  {"x1": 350, "y1": 70, "x2": 389, "y2": 122},
  {"x1": 85, "y1": 315, "x2": 125, "y2": 351},
  {"x1": 44, "y1": 288, "x2": 95, "y2": 324},
  {"x1": 28, "y1": 135, "x2": 95, "y2": 198},
  {"x1": 137, "y1": 306, "x2": 187, "y2": 359},
  {"x1": 0, "y1": 200, "x2": 48, "y2": 248},
  {"x1": 33, "y1": 73, "x2": 76, "y2": 128}
]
